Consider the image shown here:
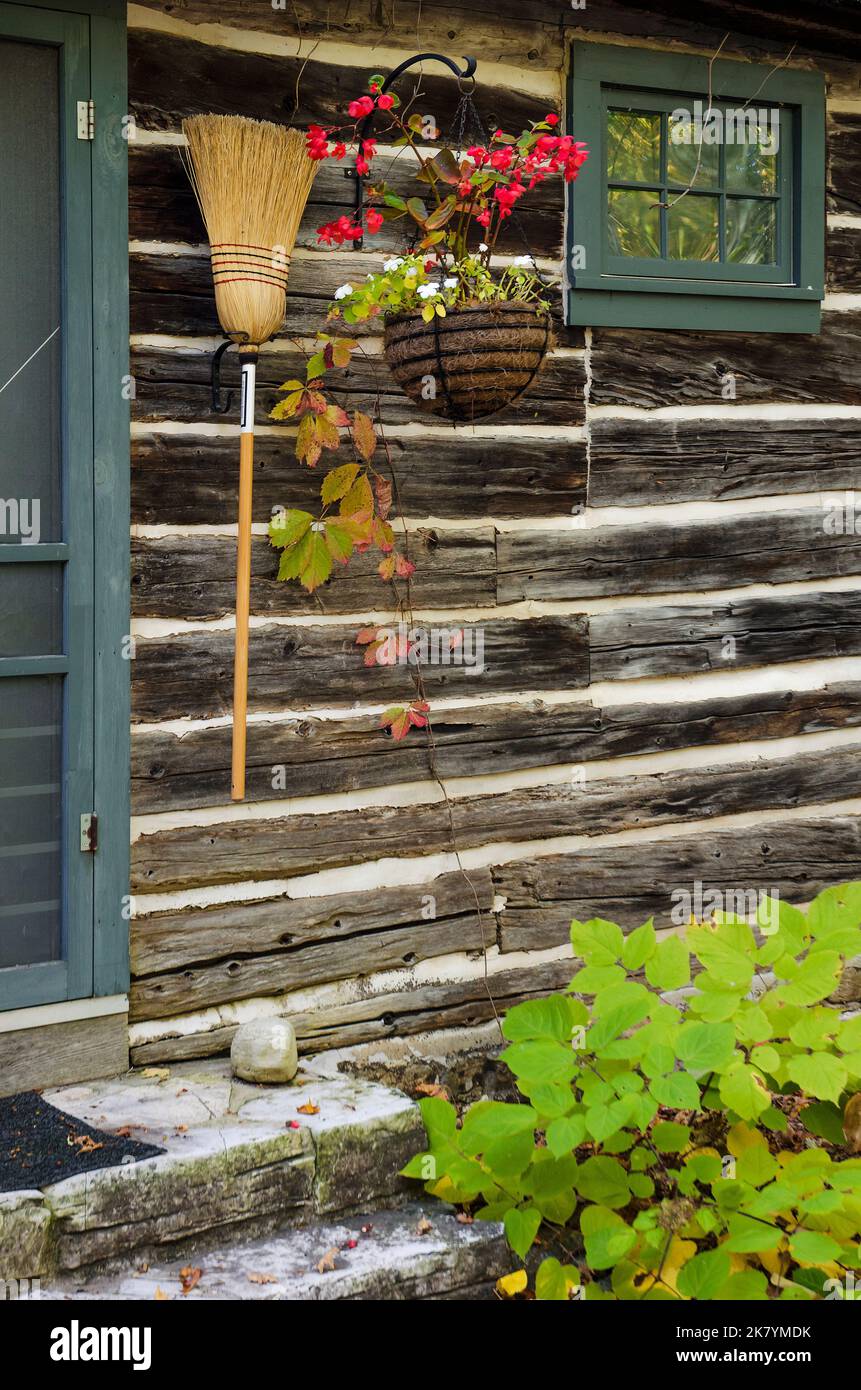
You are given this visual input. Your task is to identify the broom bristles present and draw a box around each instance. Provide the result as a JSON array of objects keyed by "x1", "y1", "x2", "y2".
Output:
[{"x1": 181, "y1": 115, "x2": 319, "y2": 348}]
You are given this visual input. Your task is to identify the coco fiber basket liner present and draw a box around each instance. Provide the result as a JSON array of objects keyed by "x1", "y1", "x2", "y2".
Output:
[{"x1": 383, "y1": 299, "x2": 552, "y2": 423}]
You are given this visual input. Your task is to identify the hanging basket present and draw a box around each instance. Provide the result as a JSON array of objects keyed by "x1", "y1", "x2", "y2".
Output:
[{"x1": 383, "y1": 300, "x2": 552, "y2": 423}]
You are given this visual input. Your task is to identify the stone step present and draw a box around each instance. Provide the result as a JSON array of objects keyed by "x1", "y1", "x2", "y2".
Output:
[
  {"x1": 1, "y1": 1058, "x2": 425, "y2": 1282},
  {"x1": 39, "y1": 1203, "x2": 506, "y2": 1301}
]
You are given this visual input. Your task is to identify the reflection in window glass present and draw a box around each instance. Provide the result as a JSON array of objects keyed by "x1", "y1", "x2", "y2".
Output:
[
  {"x1": 725, "y1": 127, "x2": 777, "y2": 194},
  {"x1": 667, "y1": 194, "x2": 719, "y2": 261},
  {"x1": 667, "y1": 120, "x2": 720, "y2": 188},
  {"x1": 726, "y1": 198, "x2": 777, "y2": 264},
  {"x1": 608, "y1": 188, "x2": 661, "y2": 257},
  {"x1": 607, "y1": 110, "x2": 661, "y2": 183}
]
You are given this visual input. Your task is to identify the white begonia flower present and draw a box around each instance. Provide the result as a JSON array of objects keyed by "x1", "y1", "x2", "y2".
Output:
[
  {"x1": 443, "y1": 277, "x2": 458, "y2": 289},
  {"x1": 333, "y1": 283, "x2": 353, "y2": 300},
  {"x1": 512, "y1": 254, "x2": 534, "y2": 266},
  {"x1": 383, "y1": 257, "x2": 404, "y2": 271},
  {"x1": 478, "y1": 242, "x2": 489, "y2": 252},
  {"x1": 416, "y1": 283, "x2": 439, "y2": 299}
]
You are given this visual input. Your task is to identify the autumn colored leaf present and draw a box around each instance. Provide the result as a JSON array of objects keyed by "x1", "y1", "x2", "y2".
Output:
[
  {"x1": 154, "y1": 1288, "x2": 170, "y2": 1301},
  {"x1": 340, "y1": 473, "x2": 374, "y2": 520},
  {"x1": 415, "y1": 1216, "x2": 433, "y2": 1235},
  {"x1": 496, "y1": 1269, "x2": 528, "y2": 1299},
  {"x1": 374, "y1": 474, "x2": 393, "y2": 520},
  {"x1": 270, "y1": 386, "x2": 305, "y2": 420},
  {"x1": 355, "y1": 627, "x2": 380, "y2": 645},
  {"x1": 179, "y1": 1266, "x2": 202, "y2": 1295},
  {"x1": 325, "y1": 402, "x2": 350, "y2": 429},
  {"x1": 295, "y1": 531, "x2": 332, "y2": 592},
  {"x1": 316, "y1": 1248, "x2": 339, "y2": 1274},
  {"x1": 323, "y1": 520, "x2": 354, "y2": 565},
  {"x1": 321, "y1": 462, "x2": 360, "y2": 506},
  {"x1": 247, "y1": 1272, "x2": 278, "y2": 1285},
  {"x1": 141, "y1": 1068, "x2": 170, "y2": 1081},
  {"x1": 297, "y1": 1100, "x2": 320, "y2": 1115},
  {"x1": 269, "y1": 509, "x2": 313, "y2": 549},
  {"x1": 380, "y1": 700, "x2": 430, "y2": 740},
  {"x1": 351, "y1": 409, "x2": 377, "y2": 462},
  {"x1": 296, "y1": 413, "x2": 322, "y2": 467},
  {"x1": 415, "y1": 1082, "x2": 450, "y2": 1100}
]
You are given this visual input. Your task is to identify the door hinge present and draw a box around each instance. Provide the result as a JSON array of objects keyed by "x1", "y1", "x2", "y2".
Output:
[
  {"x1": 80, "y1": 813, "x2": 98, "y2": 853},
  {"x1": 77, "y1": 99, "x2": 94, "y2": 140}
]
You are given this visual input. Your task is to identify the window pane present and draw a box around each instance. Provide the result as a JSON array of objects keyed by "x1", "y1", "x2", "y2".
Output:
[
  {"x1": 667, "y1": 194, "x2": 719, "y2": 261},
  {"x1": 726, "y1": 198, "x2": 777, "y2": 264},
  {"x1": 0, "y1": 677, "x2": 62, "y2": 968},
  {"x1": 0, "y1": 40, "x2": 62, "y2": 542},
  {"x1": 608, "y1": 188, "x2": 661, "y2": 258},
  {"x1": 0, "y1": 565, "x2": 63, "y2": 657},
  {"x1": 667, "y1": 117, "x2": 720, "y2": 188},
  {"x1": 724, "y1": 116, "x2": 778, "y2": 193},
  {"x1": 607, "y1": 110, "x2": 661, "y2": 184}
]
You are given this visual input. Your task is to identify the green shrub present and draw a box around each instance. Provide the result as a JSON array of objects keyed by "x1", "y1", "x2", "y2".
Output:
[{"x1": 402, "y1": 883, "x2": 861, "y2": 1299}]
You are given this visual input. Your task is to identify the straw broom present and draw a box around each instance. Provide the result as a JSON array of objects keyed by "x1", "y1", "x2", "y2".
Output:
[{"x1": 182, "y1": 116, "x2": 318, "y2": 800}]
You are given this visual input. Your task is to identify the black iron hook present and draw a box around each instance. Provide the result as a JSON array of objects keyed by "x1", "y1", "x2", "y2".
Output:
[
  {"x1": 211, "y1": 338, "x2": 234, "y2": 414},
  {"x1": 350, "y1": 52, "x2": 478, "y2": 248}
]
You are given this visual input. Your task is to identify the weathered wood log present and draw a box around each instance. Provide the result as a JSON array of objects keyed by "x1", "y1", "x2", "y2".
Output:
[
  {"x1": 592, "y1": 591, "x2": 861, "y2": 681},
  {"x1": 829, "y1": 115, "x2": 861, "y2": 213},
  {"x1": 589, "y1": 417, "x2": 861, "y2": 506},
  {"x1": 131, "y1": 529, "x2": 497, "y2": 619},
  {"x1": 588, "y1": 312, "x2": 861, "y2": 409},
  {"x1": 129, "y1": 959, "x2": 575, "y2": 1063},
  {"x1": 129, "y1": 342, "x2": 587, "y2": 429},
  {"x1": 131, "y1": 430, "x2": 587, "y2": 524},
  {"x1": 130, "y1": 870, "x2": 495, "y2": 1019},
  {"x1": 498, "y1": 508, "x2": 861, "y2": 602},
  {"x1": 128, "y1": 28, "x2": 555, "y2": 135},
  {"x1": 132, "y1": 682, "x2": 861, "y2": 815},
  {"x1": 131, "y1": 744, "x2": 861, "y2": 892},
  {"x1": 494, "y1": 814, "x2": 861, "y2": 951},
  {"x1": 129, "y1": 0, "x2": 564, "y2": 66},
  {"x1": 131, "y1": 615, "x2": 589, "y2": 723},
  {"x1": 827, "y1": 227, "x2": 861, "y2": 294},
  {"x1": 129, "y1": 249, "x2": 566, "y2": 337},
  {"x1": 128, "y1": 143, "x2": 566, "y2": 259}
]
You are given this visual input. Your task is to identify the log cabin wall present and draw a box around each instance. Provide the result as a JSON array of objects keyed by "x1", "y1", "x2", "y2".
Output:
[{"x1": 126, "y1": 1, "x2": 861, "y2": 1064}]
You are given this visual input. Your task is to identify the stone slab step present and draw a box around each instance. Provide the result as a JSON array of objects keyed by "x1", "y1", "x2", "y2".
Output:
[
  {"x1": 40, "y1": 1205, "x2": 507, "y2": 1301},
  {"x1": 1, "y1": 1058, "x2": 425, "y2": 1282}
]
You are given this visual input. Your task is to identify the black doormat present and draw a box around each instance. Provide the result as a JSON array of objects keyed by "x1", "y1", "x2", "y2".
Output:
[{"x1": 0, "y1": 1091, "x2": 164, "y2": 1192}]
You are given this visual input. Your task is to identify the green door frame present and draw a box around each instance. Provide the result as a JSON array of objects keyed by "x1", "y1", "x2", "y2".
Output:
[{"x1": 0, "y1": 0, "x2": 129, "y2": 1009}]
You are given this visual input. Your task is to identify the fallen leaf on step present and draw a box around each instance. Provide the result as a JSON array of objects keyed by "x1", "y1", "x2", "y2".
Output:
[
  {"x1": 416, "y1": 1217, "x2": 433, "y2": 1235},
  {"x1": 154, "y1": 1288, "x2": 170, "y2": 1300},
  {"x1": 456, "y1": 1212, "x2": 474, "y2": 1225},
  {"x1": 415, "y1": 1082, "x2": 450, "y2": 1101},
  {"x1": 495, "y1": 1269, "x2": 528, "y2": 1299},
  {"x1": 66, "y1": 1133, "x2": 103, "y2": 1155},
  {"x1": 843, "y1": 1092, "x2": 861, "y2": 1152},
  {"x1": 179, "y1": 1266, "x2": 202, "y2": 1295},
  {"x1": 316, "y1": 1247, "x2": 339, "y2": 1274},
  {"x1": 296, "y1": 1101, "x2": 320, "y2": 1115},
  {"x1": 141, "y1": 1067, "x2": 170, "y2": 1082},
  {"x1": 175, "y1": 1124, "x2": 188, "y2": 1134},
  {"x1": 247, "y1": 1272, "x2": 278, "y2": 1285}
]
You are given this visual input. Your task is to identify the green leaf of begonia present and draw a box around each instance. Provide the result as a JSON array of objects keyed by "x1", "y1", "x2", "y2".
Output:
[
  {"x1": 786, "y1": 1051, "x2": 848, "y2": 1104},
  {"x1": 621, "y1": 918, "x2": 656, "y2": 970},
  {"x1": 677, "y1": 1247, "x2": 731, "y2": 1300},
  {"x1": 644, "y1": 935, "x2": 690, "y2": 991},
  {"x1": 580, "y1": 1204, "x2": 636, "y2": 1269},
  {"x1": 676, "y1": 1020, "x2": 736, "y2": 1073},
  {"x1": 504, "y1": 1206, "x2": 541, "y2": 1260}
]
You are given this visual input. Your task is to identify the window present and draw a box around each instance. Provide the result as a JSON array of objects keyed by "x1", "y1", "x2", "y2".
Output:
[{"x1": 567, "y1": 43, "x2": 825, "y2": 332}]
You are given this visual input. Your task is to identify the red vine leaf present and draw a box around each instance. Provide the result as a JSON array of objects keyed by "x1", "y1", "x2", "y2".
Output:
[
  {"x1": 380, "y1": 700, "x2": 431, "y2": 740},
  {"x1": 352, "y1": 410, "x2": 378, "y2": 462},
  {"x1": 374, "y1": 475, "x2": 393, "y2": 520}
]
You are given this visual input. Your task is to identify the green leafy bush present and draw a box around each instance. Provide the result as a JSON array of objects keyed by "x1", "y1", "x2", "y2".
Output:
[{"x1": 402, "y1": 883, "x2": 861, "y2": 1299}]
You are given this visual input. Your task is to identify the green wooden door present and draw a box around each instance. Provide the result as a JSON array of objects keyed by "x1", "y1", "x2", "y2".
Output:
[{"x1": 0, "y1": 4, "x2": 95, "y2": 1008}]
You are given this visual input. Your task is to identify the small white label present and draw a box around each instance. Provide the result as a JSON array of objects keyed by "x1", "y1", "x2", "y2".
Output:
[{"x1": 240, "y1": 360, "x2": 256, "y2": 432}]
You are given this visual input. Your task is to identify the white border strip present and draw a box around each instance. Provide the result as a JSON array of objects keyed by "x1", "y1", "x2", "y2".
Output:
[{"x1": 0, "y1": 994, "x2": 128, "y2": 1036}]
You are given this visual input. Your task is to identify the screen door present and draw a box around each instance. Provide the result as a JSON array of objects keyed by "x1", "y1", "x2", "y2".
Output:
[{"x1": 0, "y1": 5, "x2": 95, "y2": 1009}]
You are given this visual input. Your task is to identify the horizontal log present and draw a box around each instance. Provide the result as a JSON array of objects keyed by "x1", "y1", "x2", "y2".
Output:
[
  {"x1": 128, "y1": 958, "x2": 573, "y2": 1064},
  {"x1": 130, "y1": 870, "x2": 495, "y2": 1019},
  {"x1": 498, "y1": 508, "x2": 861, "y2": 601},
  {"x1": 129, "y1": 342, "x2": 586, "y2": 429},
  {"x1": 131, "y1": 431, "x2": 587, "y2": 524},
  {"x1": 572, "y1": 1, "x2": 861, "y2": 62},
  {"x1": 588, "y1": 312, "x2": 861, "y2": 409},
  {"x1": 828, "y1": 115, "x2": 861, "y2": 213},
  {"x1": 129, "y1": 249, "x2": 567, "y2": 337},
  {"x1": 128, "y1": 144, "x2": 566, "y2": 259},
  {"x1": 494, "y1": 813, "x2": 861, "y2": 951},
  {"x1": 131, "y1": 744, "x2": 861, "y2": 892},
  {"x1": 589, "y1": 417, "x2": 861, "y2": 506},
  {"x1": 131, "y1": 529, "x2": 497, "y2": 619},
  {"x1": 132, "y1": 681, "x2": 861, "y2": 814},
  {"x1": 827, "y1": 226, "x2": 861, "y2": 294},
  {"x1": 131, "y1": 615, "x2": 589, "y2": 722},
  {"x1": 129, "y1": 0, "x2": 564, "y2": 66},
  {"x1": 129, "y1": 27, "x2": 556, "y2": 135},
  {"x1": 591, "y1": 591, "x2": 861, "y2": 681}
]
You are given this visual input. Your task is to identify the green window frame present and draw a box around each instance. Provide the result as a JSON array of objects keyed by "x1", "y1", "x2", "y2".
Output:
[
  {"x1": 0, "y1": 0, "x2": 129, "y2": 1010},
  {"x1": 567, "y1": 42, "x2": 825, "y2": 332}
]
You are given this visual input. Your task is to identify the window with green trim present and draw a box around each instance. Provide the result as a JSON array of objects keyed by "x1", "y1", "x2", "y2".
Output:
[{"x1": 567, "y1": 43, "x2": 825, "y2": 333}]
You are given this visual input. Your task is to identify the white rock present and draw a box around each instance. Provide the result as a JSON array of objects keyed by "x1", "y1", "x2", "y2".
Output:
[{"x1": 231, "y1": 1019, "x2": 298, "y2": 1084}]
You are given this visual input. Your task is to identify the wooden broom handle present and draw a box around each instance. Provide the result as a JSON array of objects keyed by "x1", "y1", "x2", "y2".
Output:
[{"x1": 231, "y1": 350, "x2": 258, "y2": 801}]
